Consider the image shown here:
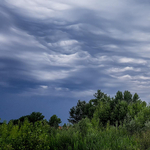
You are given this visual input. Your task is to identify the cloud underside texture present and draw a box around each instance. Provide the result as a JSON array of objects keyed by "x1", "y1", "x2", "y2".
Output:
[{"x1": 0, "y1": 0, "x2": 150, "y2": 101}]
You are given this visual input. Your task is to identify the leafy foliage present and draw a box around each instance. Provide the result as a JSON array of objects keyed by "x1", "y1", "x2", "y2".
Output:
[
  {"x1": 48, "y1": 114, "x2": 61, "y2": 128},
  {"x1": 68, "y1": 90, "x2": 109, "y2": 124},
  {"x1": 9, "y1": 112, "x2": 45, "y2": 126},
  {"x1": 1, "y1": 89, "x2": 150, "y2": 149},
  {"x1": 68, "y1": 100, "x2": 87, "y2": 124},
  {"x1": 0, "y1": 118, "x2": 140, "y2": 150}
]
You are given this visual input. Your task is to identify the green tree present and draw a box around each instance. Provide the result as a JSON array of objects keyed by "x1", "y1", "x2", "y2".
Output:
[
  {"x1": 115, "y1": 91, "x2": 123, "y2": 101},
  {"x1": 28, "y1": 112, "x2": 45, "y2": 124},
  {"x1": 133, "y1": 93, "x2": 140, "y2": 102},
  {"x1": 9, "y1": 112, "x2": 45, "y2": 125},
  {"x1": 68, "y1": 100, "x2": 87, "y2": 124},
  {"x1": 91, "y1": 90, "x2": 108, "y2": 106},
  {"x1": 48, "y1": 115, "x2": 61, "y2": 128},
  {"x1": 0, "y1": 118, "x2": 3, "y2": 125},
  {"x1": 127, "y1": 100, "x2": 147, "y2": 118},
  {"x1": 84, "y1": 101, "x2": 96, "y2": 119},
  {"x1": 68, "y1": 90, "x2": 110, "y2": 124},
  {"x1": 92, "y1": 94, "x2": 147, "y2": 129},
  {"x1": 124, "y1": 90, "x2": 132, "y2": 104},
  {"x1": 125, "y1": 102, "x2": 148, "y2": 134},
  {"x1": 111, "y1": 100, "x2": 128, "y2": 126},
  {"x1": 78, "y1": 118, "x2": 92, "y2": 137},
  {"x1": 92, "y1": 101, "x2": 111, "y2": 128},
  {"x1": 63, "y1": 123, "x2": 67, "y2": 128},
  {"x1": 114, "y1": 91, "x2": 123, "y2": 105}
]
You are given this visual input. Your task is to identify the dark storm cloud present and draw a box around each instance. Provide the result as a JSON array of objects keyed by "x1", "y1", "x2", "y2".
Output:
[{"x1": 1, "y1": 0, "x2": 150, "y2": 123}]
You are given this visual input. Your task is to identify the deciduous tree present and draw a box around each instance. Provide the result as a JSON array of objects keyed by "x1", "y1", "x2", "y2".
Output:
[{"x1": 48, "y1": 115, "x2": 61, "y2": 128}]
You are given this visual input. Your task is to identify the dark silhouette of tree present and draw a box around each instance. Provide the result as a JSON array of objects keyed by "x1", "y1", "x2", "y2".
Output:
[
  {"x1": 133, "y1": 93, "x2": 140, "y2": 102},
  {"x1": 48, "y1": 115, "x2": 61, "y2": 128},
  {"x1": 124, "y1": 90, "x2": 132, "y2": 104},
  {"x1": 9, "y1": 112, "x2": 45, "y2": 125},
  {"x1": 91, "y1": 90, "x2": 108, "y2": 106},
  {"x1": 114, "y1": 91, "x2": 123, "y2": 104},
  {"x1": 68, "y1": 90, "x2": 110, "y2": 124},
  {"x1": 28, "y1": 112, "x2": 44, "y2": 124},
  {"x1": 68, "y1": 100, "x2": 87, "y2": 124}
]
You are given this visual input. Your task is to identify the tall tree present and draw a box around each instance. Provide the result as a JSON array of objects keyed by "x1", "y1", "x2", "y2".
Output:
[
  {"x1": 28, "y1": 112, "x2": 44, "y2": 124},
  {"x1": 91, "y1": 90, "x2": 108, "y2": 106},
  {"x1": 124, "y1": 90, "x2": 132, "y2": 104},
  {"x1": 68, "y1": 100, "x2": 87, "y2": 124},
  {"x1": 48, "y1": 115, "x2": 61, "y2": 128},
  {"x1": 9, "y1": 112, "x2": 45, "y2": 125},
  {"x1": 68, "y1": 90, "x2": 111, "y2": 124},
  {"x1": 115, "y1": 91, "x2": 123, "y2": 100},
  {"x1": 132, "y1": 93, "x2": 140, "y2": 102}
]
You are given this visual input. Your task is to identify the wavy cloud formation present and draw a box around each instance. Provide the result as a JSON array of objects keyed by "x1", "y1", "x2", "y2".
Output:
[{"x1": 1, "y1": 0, "x2": 150, "y2": 123}]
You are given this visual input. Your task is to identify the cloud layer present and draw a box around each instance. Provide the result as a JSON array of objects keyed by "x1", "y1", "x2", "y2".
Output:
[{"x1": 1, "y1": 0, "x2": 150, "y2": 123}]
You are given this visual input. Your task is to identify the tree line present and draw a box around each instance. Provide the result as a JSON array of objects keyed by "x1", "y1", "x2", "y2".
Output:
[
  {"x1": 0, "y1": 89, "x2": 148, "y2": 131},
  {"x1": 68, "y1": 90, "x2": 147, "y2": 128},
  {"x1": 1, "y1": 89, "x2": 150, "y2": 149}
]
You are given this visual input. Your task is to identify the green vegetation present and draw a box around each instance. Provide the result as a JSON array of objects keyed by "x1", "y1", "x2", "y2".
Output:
[
  {"x1": 1, "y1": 90, "x2": 150, "y2": 149},
  {"x1": 48, "y1": 114, "x2": 62, "y2": 128}
]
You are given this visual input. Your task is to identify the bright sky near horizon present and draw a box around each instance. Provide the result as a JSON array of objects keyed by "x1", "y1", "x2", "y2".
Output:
[{"x1": 0, "y1": 0, "x2": 150, "y2": 124}]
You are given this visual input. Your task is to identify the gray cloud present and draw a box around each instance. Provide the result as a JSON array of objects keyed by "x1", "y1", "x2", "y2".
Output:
[{"x1": 1, "y1": 0, "x2": 150, "y2": 123}]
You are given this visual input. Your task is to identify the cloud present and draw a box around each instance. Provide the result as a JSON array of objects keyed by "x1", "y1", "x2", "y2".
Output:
[
  {"x1": 4, "y1": 0, "x2": 72, "y2": 20},
  {"x1": 30, "y1": 69, "x2": 76, "y2": 81},
  {"x1": 107, "y1": 67, "x2": 141, "y2": 73},
  {"x1": 1, "y1": 0, "x2": 150, "y2": 102},
  {"x1": 2, "y1": 0, "x2": 150, "y2": 125},
  {"x1": 118, "y1": 57, "x2": 147, "y2": 65},
  {"x1": 40, "y1": 85, "x2": 48, "y2": 89},
  {"x1": 48, "y1": 40, "x2": 78, "y2": 47}
]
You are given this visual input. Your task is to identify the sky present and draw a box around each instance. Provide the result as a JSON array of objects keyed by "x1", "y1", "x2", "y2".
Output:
[{"x1": 1, "y1": 0, "x2": 150, "y2": 124}]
